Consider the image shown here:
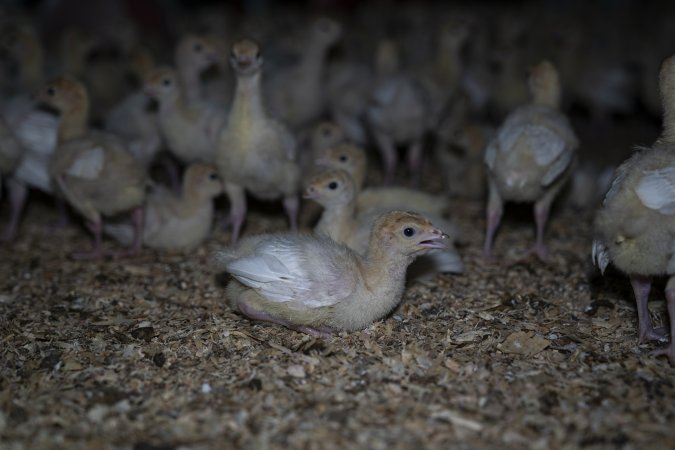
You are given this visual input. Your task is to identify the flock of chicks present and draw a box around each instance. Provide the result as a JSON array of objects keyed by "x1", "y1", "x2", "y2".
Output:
[{"x1": 0, "y1": 3, "x2": 674, "y2": 367}]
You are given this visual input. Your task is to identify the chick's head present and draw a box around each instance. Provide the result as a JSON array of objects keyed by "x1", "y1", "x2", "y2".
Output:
[
  {"x1": 303, "y1": 169, "x2": 355, "y2": 208},
  {"x1": 528, "y1": 60, "x2": 560, "y2": 99},
  {"x1": 143, "y1": 67, "x2": 180, "y2": 101},
  {"x1": 177, "y1": 34, "x2": 220, "y2": 71},
  {"x1": 373, "y1": 211, "x2": 448, "y2": 256},
  {"x1": 35, "y1": 76, "x2": 87, "y2": 112},
  {"x1": 311, "y1": 121, "x2": 345, "y2": 151},
  {"x1": 317, "y1": 143, "x2": 366, "y2": 181},
  {"x1": 230, "y1": 39, "x2": 262, "y2": 76},
  {"x1": 184, "y1": 163, "x2": 223, "y2": 198},
  {"x1": 311, "y1": 17, "x2": 343, "y2": 47}
]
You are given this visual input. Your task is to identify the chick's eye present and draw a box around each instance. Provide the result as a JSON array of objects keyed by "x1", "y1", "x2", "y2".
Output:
[
  {"x1": 46, "y1": 87, "x2": 55, "y2": 96},
  {"x1": 162, "y1": 78, "x2": 172, "y2": 86},
  {"x1": 209, "y1": 172, "x2": 219, "y2": 180},
  {"x1": 194, "y1": 43, "x2": 203, "y2": 52},
  {"x1": 328, "y1": 181, "x2": 338, "y2": 190},
  {"x1": 403, "y1": 227, "x2": 415, "y2": 237},
  {"x1": 339, "y1": 155, "x2": 348, "y2": 162}
]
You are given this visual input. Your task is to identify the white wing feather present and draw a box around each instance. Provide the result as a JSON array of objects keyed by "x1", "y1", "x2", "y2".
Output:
[
  {"x1": 226, "y1": 237, "x2": 354, "y2": 308},
  {"x1": 635, "y1": 167, "x2": 675, "y2": 214},
  {"x1": 66, "y1": 146, "x2": 105, "y2": 179}
]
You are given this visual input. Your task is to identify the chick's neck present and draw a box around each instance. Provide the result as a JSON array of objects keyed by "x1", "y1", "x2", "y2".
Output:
[
  {"x1": 364, "y1": 234, "x2": 414, "y2": 287},
  {"x1": 230, "y1": 71, "x2": 265, "y2": 123},
  {"x1": 57, "y1": 101, "x2": 90, "y2": 143},
  {"x1": 315, "y1": 197, "x2": 356, "y2": 241}
]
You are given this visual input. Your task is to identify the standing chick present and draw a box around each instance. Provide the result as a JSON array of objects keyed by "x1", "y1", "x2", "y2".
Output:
[
  {"x1": 483, "y1": 61, "x2": 578, "y2": 260},
  {"x1": 216, "y1": 210, "x2": 447, "y2": 336},
  {"x1": 367, "y1": 39, "x2": 431, "y2": 185},
  {"x1": 105, "y1": 163, "x2": 222, "y2": 251},
  {"x1": 593, "y1": 55, "x2": 675, "y2": 365},
  {"x1": 216, "y1": 39, "x2": 301, "y2": 243},
  {"x1": 266, "y1": 17, "x2": 343, "y2": 130},
  {"x1": 145, "y1": 66, "x2": 226, "y2": 165},
  {"x1": 36, "y1": 77, "x2": 146, "y2": 259}
]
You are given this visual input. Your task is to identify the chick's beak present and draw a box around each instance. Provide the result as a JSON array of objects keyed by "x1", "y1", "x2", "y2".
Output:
[
  {"x1": 303, "y1": 185, "x2": 319, "y2": 200},
  {"x1": 315, "y1": 156, "x2": 331, "y2": 167},
  {"x1": 418, "y1": 227, "x2": 448, "y2": 249}
]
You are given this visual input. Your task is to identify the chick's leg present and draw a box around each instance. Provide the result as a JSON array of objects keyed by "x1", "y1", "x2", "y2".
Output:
[
  {"x1": 483, "y1": 178, "x2": 503, "y2": 259},
  {"x1": 1, "y1": 178, "x2": 27, "y2": 241},
  {"x1": 373, "y1": 131, "x2": 397, "y2": 184},
  {"x1": 224, "y1": 182, "x2": 246, "y2": 244},
  {"x1": 651, "y1": 279, "x2": 675, "y2": 365},
  {"x1": 630, "y1": 275, "x2": 668, "y2": 343},
  {"x1": 283, "y1": 194, "x2": 299, "y2": 232},
  {"x1": 72, "y1": 215, "x2": 104, "y2": 260}
]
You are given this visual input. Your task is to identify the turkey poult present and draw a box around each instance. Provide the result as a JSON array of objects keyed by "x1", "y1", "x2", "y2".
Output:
[
  {"x1": 483, "y1": 61, "x2": 579, "y2": 260},
  {"x1": 216, "y1": 39, "x2": 301, "y2": 243},
  {"x1": 216, "y1": 211, "x2": 447, "y2": 336},
  {"x1": 105, "y1": 163, "x2": 222, "y2": 251},
  {"x1": 36, "y1": 76, "x2": 147, "y2": 260},
  {"x1": 593, "y1": 54, "x2": 675, "y2": 366}
]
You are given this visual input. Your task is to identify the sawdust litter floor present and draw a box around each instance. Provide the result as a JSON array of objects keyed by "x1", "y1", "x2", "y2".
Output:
[{"x1": 1, "y1": 193, "x2": 674, "y2": 450}]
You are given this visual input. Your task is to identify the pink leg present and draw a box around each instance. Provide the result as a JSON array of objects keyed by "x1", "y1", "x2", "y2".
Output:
[
  {"x1": 225, "y1": 182, "x2": 246, "y2": 244},
  {"x1": 483, "y1": 180, "x2": 502, "y2": 260},
  {"x1": 238, "y1": 300, "x2": 334, "y2": 337},
  {"x1": 1, "y1": 179, "x2": 27, "y2": 241},
  {"x1": 651, "y1": 288, "x2": 675, "y2": 365},
  {"x1": 406, "y1": 139, "x2": 424, "y2": 187},
  {"x1": 72, "y1": 217, "x2": 105, "y2": 260},
  {"x1": 283, "y1": 194, "x2": 299, "y2": 232},
  {"x1": 630, "y1": 275, "x2": 667, "y2": 343},
  {"x1": 373, "y1": 131, "x2": 397, "y2": 185},
  {"x1": 530, "y1": 198, "x2": 551, "y2": 261}
]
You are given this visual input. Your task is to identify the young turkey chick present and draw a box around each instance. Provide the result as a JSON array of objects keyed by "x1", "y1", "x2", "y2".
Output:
[
  {"x1": 317, "y1": 143, "x2": 447, "y2": 216},
  {"x1": 105, "y1": 163, "x2": 222, "y2": 251},
  {"x1": 483, "y1": 61, "x2": 578, "y2": 260},
  {"x1": 367, "y1": 39, "x2": 432, "y2": 185},
  {"x1": 266, "y1": 17, "x2": 343, "y2": 130},
  {"x1": 145, "y1": 66, "x2": 226, "y2": 165},
  {"x1": 216, "y1": 39, "x2": 301, "y2": 243},
  {"x1": 216, "y1": 210, "x2": 447, "y2": 336},
  {"x1": 592, "y1": 55, "x2": 675, "y2": 365},
  {"x1": 305, "y1": 169, "x2": 463, "y2": 277},
  {"x1": 36, "y1": 77, "x2": 147, "y2": 259}
]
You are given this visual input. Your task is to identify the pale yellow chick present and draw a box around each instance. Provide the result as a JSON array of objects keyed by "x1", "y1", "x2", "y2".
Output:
[
  {"x1": 36, "y1": 77, "x2": 147, "y2": 259},
  {"x1": 593, "y1": 54, "x2": 675, "y2": 365},
  {"x1": 216, "y1": 39, "x2": 301, "y2": 242},
  {"x1": 216, "y1": 210, "x2": 447, "y2": 336},
  {"x1": 105, "y1": 163, "x2": 222, "y2": 251}
]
